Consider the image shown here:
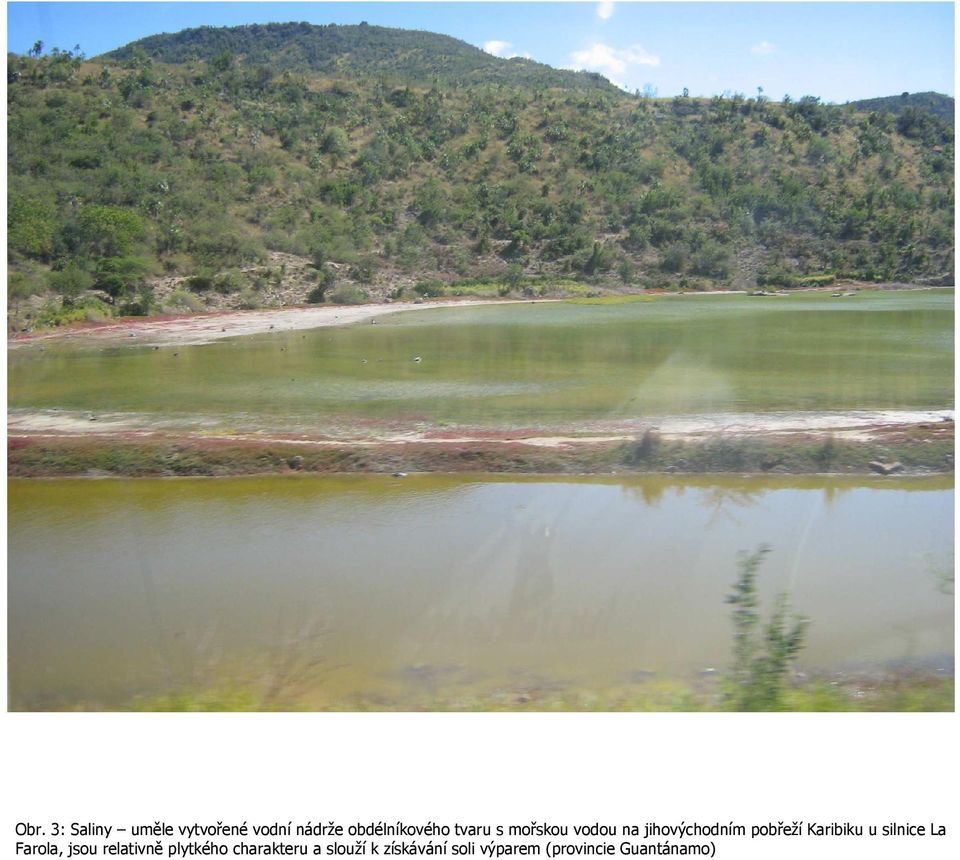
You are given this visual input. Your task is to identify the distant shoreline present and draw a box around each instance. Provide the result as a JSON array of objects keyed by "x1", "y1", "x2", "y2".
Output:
[
  {"x1": 7, "y1": 297, "x2": 561, "y2": 349},
  {"x1": 8, "y1": 284, "x2": 950, "y2": 349}
]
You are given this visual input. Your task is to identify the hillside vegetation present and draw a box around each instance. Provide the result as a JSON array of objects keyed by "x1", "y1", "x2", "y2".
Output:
[
  {"x1": 850, "y1": 91, "x2": 955, "y2": 125},
  {"x1": 7, "y1": 23, "x2": 955, "y2": 328}
]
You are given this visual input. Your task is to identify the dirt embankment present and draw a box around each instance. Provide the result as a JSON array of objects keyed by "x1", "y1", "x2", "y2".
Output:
[{"x1": 8, "y1": 412, "x2": 954, "y2": 478}]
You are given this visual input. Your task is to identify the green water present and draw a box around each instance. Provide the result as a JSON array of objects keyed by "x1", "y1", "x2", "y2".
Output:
[
  {"x1": 8, "y1": 291, "x2": 953, "y2": 429},
  {"x1": 8, "y1": 475, "x2": 953, "y2": 710}
]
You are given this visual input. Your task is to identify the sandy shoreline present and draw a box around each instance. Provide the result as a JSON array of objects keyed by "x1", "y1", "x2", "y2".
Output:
[{"x1": 8, "y1": 298, "x2": 558, "y2": 348}]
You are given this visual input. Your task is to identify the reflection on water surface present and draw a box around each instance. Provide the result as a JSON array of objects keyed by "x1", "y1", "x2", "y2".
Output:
[{"x1": 8, "y1": 474, "x2": 953, "y2": 710}]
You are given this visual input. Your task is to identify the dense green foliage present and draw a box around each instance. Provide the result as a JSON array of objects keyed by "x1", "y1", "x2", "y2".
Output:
[
  {"x1": 7, "y1": 24, "x2": 955, "y2": 325},
  {"x1": 850, "y1": 91, "x2": 955, "y2": 125}
]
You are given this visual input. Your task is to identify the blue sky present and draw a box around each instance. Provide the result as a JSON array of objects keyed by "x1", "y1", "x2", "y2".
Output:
[{"x1": 5, "y1": 2, "x2": 955, "y2": 102}]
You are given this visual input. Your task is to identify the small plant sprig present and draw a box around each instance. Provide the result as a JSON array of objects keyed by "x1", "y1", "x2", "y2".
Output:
[{"x1": 725, "y1": 545, "x2": 809, "y2": 711}]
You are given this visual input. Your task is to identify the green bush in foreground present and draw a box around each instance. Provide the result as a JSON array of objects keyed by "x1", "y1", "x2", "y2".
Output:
[{"x1": 725, "y1": 545, "x2": 809, "y2": 711}]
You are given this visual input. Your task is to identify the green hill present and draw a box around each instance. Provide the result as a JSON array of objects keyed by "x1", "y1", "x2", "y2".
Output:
[
  {"x1": 102, "y1": 22, "x2": 617, "y2": 92},
  {"x1": 850, "y1": 91, "x2": 954, "y2": 125},
  {"x1": 7, "y1": 26, "x2": 955, "y2": 328}
]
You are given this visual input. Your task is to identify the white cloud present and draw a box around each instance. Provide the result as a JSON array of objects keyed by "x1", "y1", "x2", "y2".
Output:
[
  {"x1": 484, "y1": 40, "x2": 512, "y2": 57},
  {"x1": 570, "y1": 43, "x2": 660, "y2": 77},
  {"x1": 750, "y1": 41, "x2": 777, "y2": 56},
  {"x1": 483, "y1": 40, "x2": 530, "y2": 60},
  {"x1": 597, "y1": 1, "x2": 615, "y2": 20}
]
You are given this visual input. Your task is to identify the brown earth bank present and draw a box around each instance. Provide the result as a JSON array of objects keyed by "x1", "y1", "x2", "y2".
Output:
[{"x1": 8, "y1": 418, "x2": 953, "y2": 478}]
